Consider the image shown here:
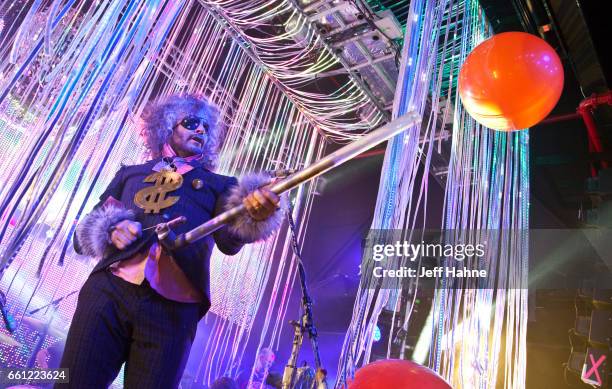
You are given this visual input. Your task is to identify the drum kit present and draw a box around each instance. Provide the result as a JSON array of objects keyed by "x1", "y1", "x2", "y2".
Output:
[{"x1": 0, "y1": 313, "x2": 67, "y2": 347}]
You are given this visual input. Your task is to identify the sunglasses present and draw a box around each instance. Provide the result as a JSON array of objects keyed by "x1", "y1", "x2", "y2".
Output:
[{"x1": 175, "y1": 116, "x2": 209, "y2": 132}]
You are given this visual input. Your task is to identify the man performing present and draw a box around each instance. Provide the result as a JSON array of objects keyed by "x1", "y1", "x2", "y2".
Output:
[
  {"x1": 236, "y1": 348, "x2": 282, "y2": 389},
  {"x1": 57, "y1": 94, "x2": 284, "y2": 388}
]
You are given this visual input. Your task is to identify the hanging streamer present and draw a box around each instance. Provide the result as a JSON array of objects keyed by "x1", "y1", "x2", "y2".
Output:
[{"x1": 0, "y1": 3, "x2": 333, "y2": 387}]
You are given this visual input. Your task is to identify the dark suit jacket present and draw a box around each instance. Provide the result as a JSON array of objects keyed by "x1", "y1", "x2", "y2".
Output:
[{"x1": 74, "y1": 158, "x2": 245, "y2": 316}]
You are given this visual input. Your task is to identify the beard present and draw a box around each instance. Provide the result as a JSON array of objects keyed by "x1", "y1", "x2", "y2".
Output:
[
  {"x1": 170, "y1": 136, "x2": 206, "y2": 157},
  {"x1": 184, "y1": 140, "x2": 204, "y2": 155}
]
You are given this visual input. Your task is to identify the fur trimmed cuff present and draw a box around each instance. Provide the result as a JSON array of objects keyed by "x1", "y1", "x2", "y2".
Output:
[
  {"x1": 75, "y1": 205, "x2": 135, "y2": 257},
  {"x1": 224, "y1": 172, "x2": 286, "y2": 243}
]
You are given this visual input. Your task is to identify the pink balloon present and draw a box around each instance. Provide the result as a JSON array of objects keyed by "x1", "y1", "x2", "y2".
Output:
[{"x1": 349, "y1": 359, "x2": 453, "y2": 389}]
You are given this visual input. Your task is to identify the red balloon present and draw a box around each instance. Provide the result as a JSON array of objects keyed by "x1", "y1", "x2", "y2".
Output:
[
  {"x1": 348, "y1": 359, "x2": 453, "y2": 389},
  {"x1": 458, "y1": 31, "x2": 564, "y2": 131}
]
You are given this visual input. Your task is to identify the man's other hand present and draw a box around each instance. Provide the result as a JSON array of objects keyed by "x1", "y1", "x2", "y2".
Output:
[
  {"x1": 243, "y1": 188, "x2": 280, "y2": 221},
  {"x1": 110, "y1": 220, "x2": 142, "y2": 250}
]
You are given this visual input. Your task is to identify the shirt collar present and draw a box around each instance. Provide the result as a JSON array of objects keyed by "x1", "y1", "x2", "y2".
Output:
[{"x1": 153, "y1": 143, "x2": 203, "y2": 174}]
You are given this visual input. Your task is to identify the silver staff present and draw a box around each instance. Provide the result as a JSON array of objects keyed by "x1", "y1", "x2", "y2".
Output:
[{"x1": 163, "y1": 111, "x2": 421, "y2": 248}]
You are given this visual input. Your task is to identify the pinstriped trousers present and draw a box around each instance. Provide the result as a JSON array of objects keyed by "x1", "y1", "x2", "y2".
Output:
[{"x1": 55, "y1": 269, "x2": 200, "y2": 389}]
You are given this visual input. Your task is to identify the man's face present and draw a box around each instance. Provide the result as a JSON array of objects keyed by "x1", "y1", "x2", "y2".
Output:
[{"x1": 168, "y1": 115, "x2": 209, "y2": 157}]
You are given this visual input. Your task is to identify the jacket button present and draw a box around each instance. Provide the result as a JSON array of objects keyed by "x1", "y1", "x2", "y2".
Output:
[{"x1": 192, "y1": 178, "x2": 204, "y2": 190}]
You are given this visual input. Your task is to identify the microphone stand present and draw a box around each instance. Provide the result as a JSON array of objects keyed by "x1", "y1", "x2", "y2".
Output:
[
  {"x1": 281, "y1": 202, "x2": 326, "y2": 389},
  {"x1": 28, "y1": 290, "x2": 78, "y2": 315}
]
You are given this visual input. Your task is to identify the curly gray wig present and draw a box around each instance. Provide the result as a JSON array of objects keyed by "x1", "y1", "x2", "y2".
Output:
[{"x1": 140, "y1": 93, "x2": 221, "y2": 170}]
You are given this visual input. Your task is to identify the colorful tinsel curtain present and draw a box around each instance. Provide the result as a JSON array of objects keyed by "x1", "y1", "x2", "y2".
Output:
[{"x1": 0, "y1": 1, "x2": 339, "y2": 384}]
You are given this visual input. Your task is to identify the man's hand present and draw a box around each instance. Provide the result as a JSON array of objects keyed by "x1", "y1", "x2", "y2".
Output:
[
  {"x1": 110, "y1": 220, "x2": 142, "y2": 250},
  {"x1": 243, "y1": 188, "x2": 280, "y2": 221}
]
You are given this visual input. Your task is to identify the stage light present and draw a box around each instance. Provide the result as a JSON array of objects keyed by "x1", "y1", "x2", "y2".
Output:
[{"x1": 373, "y1": 324, "x2": 381, "y2": 342}]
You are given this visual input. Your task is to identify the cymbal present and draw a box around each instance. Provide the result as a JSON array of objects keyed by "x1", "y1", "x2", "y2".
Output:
[
  {"x1": 21, "y1": 316, "x2": 67, "y2": 339},
  {"x1": 0, "y1": 331, "x2": 22, "y2": 347}
]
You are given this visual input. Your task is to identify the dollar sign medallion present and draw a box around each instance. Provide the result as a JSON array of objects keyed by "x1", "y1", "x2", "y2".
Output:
[{"x1": 134, "y1": 171, "x2": 183, "y2": 213}]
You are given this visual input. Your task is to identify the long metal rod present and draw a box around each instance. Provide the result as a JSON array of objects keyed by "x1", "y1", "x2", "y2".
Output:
[{"x1": 170, "y1": 112, "x2": 421, "y2": 248}]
